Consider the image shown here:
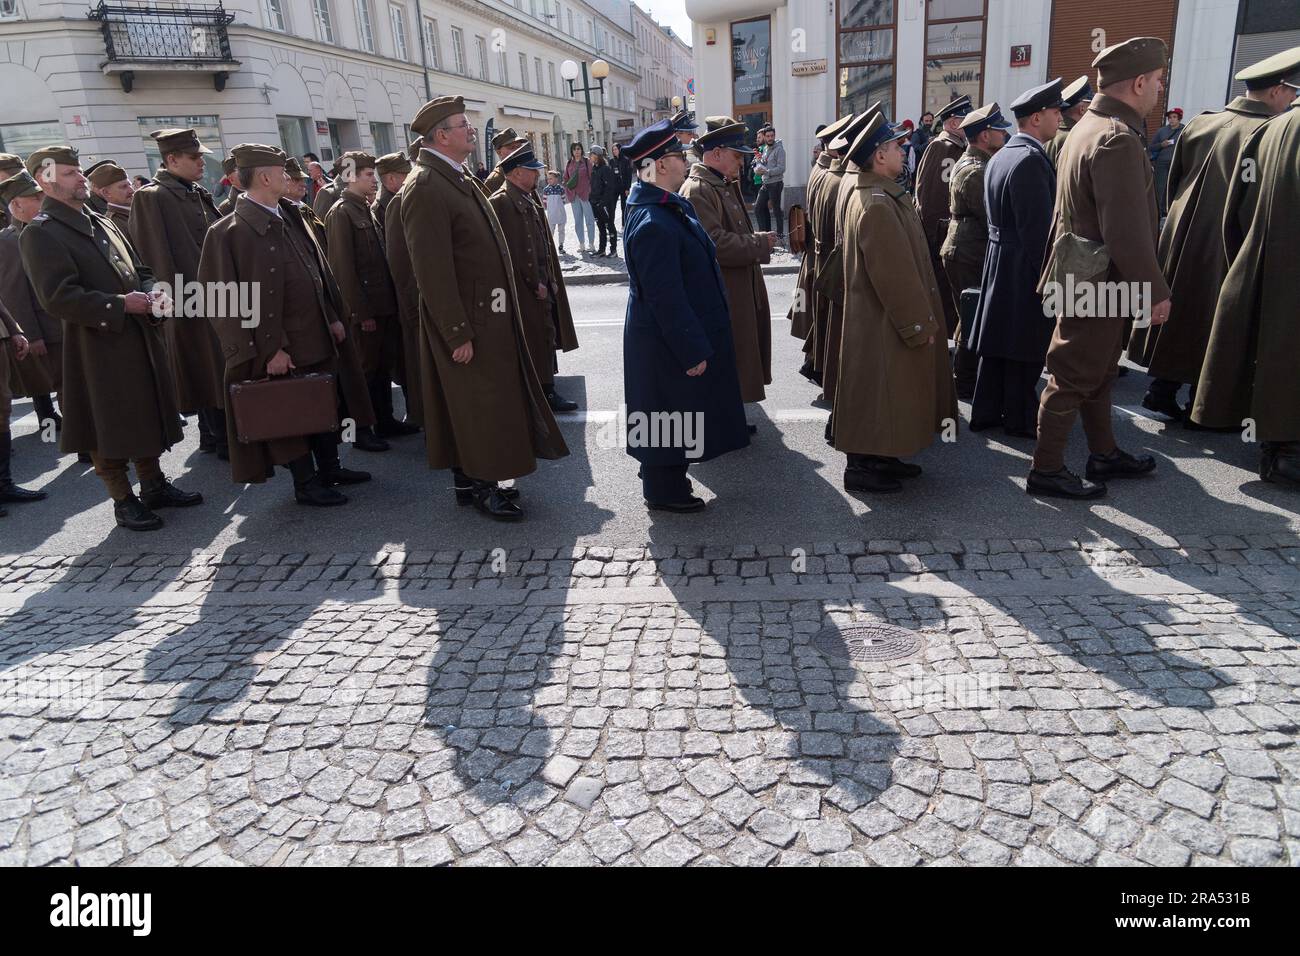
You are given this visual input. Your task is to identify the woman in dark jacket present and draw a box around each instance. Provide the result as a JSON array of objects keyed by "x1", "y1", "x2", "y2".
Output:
[
  {"x1": 588, "y1": 145, "x2": 618, "y2": 257},
  {"x1": 611, "y1": 143, "x2": 633, "y2": 227},
  {"x1": 621, "y1": 119, "x2": 749, "y2": 511}
]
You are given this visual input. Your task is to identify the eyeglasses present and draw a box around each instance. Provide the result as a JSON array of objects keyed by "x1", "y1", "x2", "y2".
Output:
[{"x1": 440, "y1": 121, "x2": 472, "y2": 133}]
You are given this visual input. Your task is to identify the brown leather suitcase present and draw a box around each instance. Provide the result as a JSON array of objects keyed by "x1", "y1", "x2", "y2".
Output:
[
  {"x1": 228, "y1": 373, "x2": 338, "y2": 444},
  {"x1": 788, "y1": 204, "x2": 807, "y2": 255}
]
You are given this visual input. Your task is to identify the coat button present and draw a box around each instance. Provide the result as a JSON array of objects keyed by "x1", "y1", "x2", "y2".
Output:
[
  {"x1": 105, "y1": 303, "x2": 112, "y2": 309},
  {"x1": 914, "y1": 325, "x2": 922, "y2": 332}
]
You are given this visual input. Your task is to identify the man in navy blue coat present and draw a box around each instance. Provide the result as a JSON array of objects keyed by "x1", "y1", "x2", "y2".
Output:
[
  {"x1": 622, "y1": 119, "x2": 749, "y2": 511},
  {"x1": 967, "y1": 80, "x2": 1063, "y2": 438}
]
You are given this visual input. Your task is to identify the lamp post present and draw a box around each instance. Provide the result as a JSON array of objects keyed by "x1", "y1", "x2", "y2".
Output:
[{"x1": 561, "y1": 57, "x2": 609, "y2": 148}]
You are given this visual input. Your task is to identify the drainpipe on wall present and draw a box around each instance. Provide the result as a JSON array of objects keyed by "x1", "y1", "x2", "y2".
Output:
[{"x1": 413, "y1": 0, "x2": 432, "y2": 103}]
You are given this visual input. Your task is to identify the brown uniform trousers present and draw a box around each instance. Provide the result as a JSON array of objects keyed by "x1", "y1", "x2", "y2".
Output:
[{"x1": 1033, "y1": 94, "x2": 1170, "y2": 472}]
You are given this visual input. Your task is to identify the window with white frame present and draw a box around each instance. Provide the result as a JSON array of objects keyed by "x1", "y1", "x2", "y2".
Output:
[
  {"x1": 547, "y1": 61, "x2": 556, "y2": 97},
  {"x1": 388, "y1": 4, "x2": 408, "y2": 60},
  {"x1": 354, "y1": 0, "x2": 373, "y2": 52},
  {"x1": 450, "y1": 26, "x2": 466, "y2": 75},
  {"x1": 263, "y1": 0, "x2": 286, "y2": 31},
  {"x1": 475, "y1": 36, "x2": 488, "y2": 81},
  {"x1": 497, "y1": 49, "x2": 508, "y2": 85},
  {"x1": 422, "y1": 18, "x2": 440, "y2": 70},
  {"x1": 566, "y1": 9, "x2": 573, "y2": 36},
  {"x1": 312, "y1": 0, "x2": 334, "y2": 43},
  {"x1": 519, "y1": 52, "x2": 528, "y2": 91},
  {"x1": 534, "y1": 57, "x2": 543, "y2": 95}
]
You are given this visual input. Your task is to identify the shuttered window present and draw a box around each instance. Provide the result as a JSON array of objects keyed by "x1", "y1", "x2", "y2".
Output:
[{"x1": 1047, "y1": 0, "x2": 1179, "y2": 134}]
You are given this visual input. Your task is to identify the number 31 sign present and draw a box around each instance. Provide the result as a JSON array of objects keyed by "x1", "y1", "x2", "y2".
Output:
[{"x1": 1010, "y1": 45, "x2": 1032, "y2": 67}]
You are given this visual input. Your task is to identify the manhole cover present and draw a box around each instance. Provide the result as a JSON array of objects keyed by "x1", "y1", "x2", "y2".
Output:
[{"x1": 813, "y1": 623, "x2": 923, "y2": 662}]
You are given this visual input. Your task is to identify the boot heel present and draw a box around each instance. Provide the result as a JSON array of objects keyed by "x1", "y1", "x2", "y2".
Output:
[{"x1": 455, "y1": 486, "x2": 473, "y2": 505}]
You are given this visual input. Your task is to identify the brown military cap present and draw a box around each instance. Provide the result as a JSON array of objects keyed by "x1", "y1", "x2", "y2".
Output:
[
  {"x1": 410, "y1": 95, "x2": 465, "y2": 136},
  {"x1": 0, "y1": 153, "x2": 23, "y2": 175},
  {"x1": 1093, "y1": 37, "x2": 1168, "y2": 88},
  {"x1": 0, "y1": 170, "x2": 41, "y2": 205},
  {"x1": 828, "y1": 105, "x2": 880, "y2": 151},
  {"x1": 221, "y1": 155, "x2": 237, "y2": 175},
  {"x1": 335, "y1": 150, "x2": 376, "y2": 182},
  {"x1": 230, "y1": 143, "x2": 288, "y2": 168},
  {"x1": 284, "y1": 157, "x2": 308, "y2": 180},
  {"x1": 150, "y1": 128, "x2": 211, "y2": 155},
  {"x1": 87, "y1": 161, "x2": 128, "y2": 188},
  {"x1": 491, "y1": 127, "x2": 527, "y2": 150},
  {"x1": 816, "y1": 114, "x2": 854, "y2": 145},
  {"x1": 406, "y1": 137, "x2": 423, "y2": 161},
  {"x1": 375, "y1": 152, "x2": 411, "y2": 176},
  {"x1": 25, "y1": 145, "x2": 80, "y2": 178},
  {"x1": 695, "y1": 116, "x2": 753, "y2": 153},
  {"x1": 1235, "y1": 45, "x2": 1300, "y2": 90}
]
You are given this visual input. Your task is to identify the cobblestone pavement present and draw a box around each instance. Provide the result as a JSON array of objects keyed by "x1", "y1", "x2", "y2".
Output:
[{"x1": 1, "y1": 537, "x2": 1298, "y2": 867}]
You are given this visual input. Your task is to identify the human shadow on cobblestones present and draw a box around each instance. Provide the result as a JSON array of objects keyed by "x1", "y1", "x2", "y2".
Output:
[
  {"x1": 414, "y1": 406, "x2": 611, "y2": 812},
  {"x1": 640, "y1": 406, "x2": 907, "y2": 846}
]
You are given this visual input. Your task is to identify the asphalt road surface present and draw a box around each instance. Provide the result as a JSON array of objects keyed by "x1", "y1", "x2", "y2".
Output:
[{"x1": 4, "y1": 274, "x2": 1296, "y2": 557}]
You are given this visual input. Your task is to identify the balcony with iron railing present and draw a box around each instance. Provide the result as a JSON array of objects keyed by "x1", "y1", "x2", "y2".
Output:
[{"x1": 87, "y1": 1, "x2": 241, "y2": 92}]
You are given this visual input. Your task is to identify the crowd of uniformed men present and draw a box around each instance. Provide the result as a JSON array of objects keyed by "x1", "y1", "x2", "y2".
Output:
[{"x1": 0, "y1": 36, "x2": 1296, "y2": 530}]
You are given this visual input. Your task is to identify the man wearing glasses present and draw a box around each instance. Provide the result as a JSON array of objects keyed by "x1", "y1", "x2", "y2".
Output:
[{"x1": 399, "y1": 96, "x2": 569, "y2": 520}]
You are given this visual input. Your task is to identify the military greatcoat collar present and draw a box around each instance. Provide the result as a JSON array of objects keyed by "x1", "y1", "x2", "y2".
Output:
[
  {"x1": 504, "y1": 179, "x2": 535, "y2": 210},
  {"x1": 37, "y1": 196, "x2": 95, "y2": 237},
  {"x1": 1225, "y1": 96, "x2": 1277, "y2": 117},
  {"x1": 1088, "y1": 93, "x2": 1149, "y2": 140},
  {"x1": 627, "y1": 180, "x2": 695, "y2": 214},
  {"x1": 232, "y1": 193, "x2": 284, "y2": 236},
  {"x1": 816, "y1": 151, "x2": 833, "y2": 169},
  {"x1": 416, "y1": 149, "x2": 474, "y2": 196},
  {"x1": 155, "y1": 168, "x2": 199, "y2": 195},
  {"x1": 690, "y1": 162, "x2": 730, "y2": 187},
  {"x1": 856, "y1": 169, "x2": 909, "y2": 200}
]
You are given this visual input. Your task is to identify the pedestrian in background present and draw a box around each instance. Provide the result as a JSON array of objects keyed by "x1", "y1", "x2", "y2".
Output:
[
  {"x1": 563, "y1": 142, "x2": 595, "y2": 254},
  {"x1": 753, "y1": 124, "x2": 786, "y2": 242},
  {"x1": 588, "y1": 144, "x2": 618, "y2": 257},
  {"x1": 1150, "y1": 107, "x2": 1183, "y2": 218},
  {"x1": 542, "y1": 170, "x2": 567, "y2": 253},
  {"x1": 611, "y1": 142, "x2": 632, "y2": 228}
]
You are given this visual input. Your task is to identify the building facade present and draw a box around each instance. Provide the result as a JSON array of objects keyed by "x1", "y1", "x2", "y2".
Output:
[
  {"x1": 686, "y1": 0, "x2": 1278, "y2": 206},
  {"x1": 0, "y1": 0, "x2": 640, "y2": 194},
  {"x1": 630, "y1": 1, "x2": 692, "y2": 126}
]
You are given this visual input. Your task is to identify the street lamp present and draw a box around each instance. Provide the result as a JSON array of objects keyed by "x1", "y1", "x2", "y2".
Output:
[{"x1": 562, "y1": 57, "x2": 609, "y2": 147}]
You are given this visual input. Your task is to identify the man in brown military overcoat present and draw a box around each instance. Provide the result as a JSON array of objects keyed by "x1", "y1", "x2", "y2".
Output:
[
  {"x1": 0, "y1": 296, "x2": 46, "y2": 514},
  {"x1": 130, "y1": 128, "x2": 229, "y2": 459},
  {"x1": 372, "y1": 151, "x2": 410, "y2": 235},
  {"x1": 679, "y1": 116, "x2": 774, "y2": 422},
  {"x1": 87, "y1": 162, "x2": 135, "y2": 234},
  {"x1": 0, "y1": 171, "x2": 63, "y2": 431},
  {"x1": 489, "y1": 143, "x2": 581, "y2": 412},
  {"x1": 914, "y1": 95, "x2": 971, "y2": 337},
  {"x1": 1029, "y1": 38, "x2": 1172, "y2": 500},
  {"x1": 941, "y1": 103, "x2": 1012, "y2": 399},
  {"x1": 483, "y1": 128, "x2": 528, "y2": 197},
  {"x1": 216, "y1": 155, "x2": 242, "y2": 217},
  {"x1": 21, "y1": 145, "x2": 201, "y2": 531},
  {"x1": 399, "y1": 95, "x2": 568, "y2": 519},
  {"x1": 325, "y1": 150, "x2": 411, "y2": 447},
  {"x1": 834, "y1": 113, "x2": 957, "y2": 494},
  {"x1": 198, "y1": 144, "x2": 375, "y2": 505}
]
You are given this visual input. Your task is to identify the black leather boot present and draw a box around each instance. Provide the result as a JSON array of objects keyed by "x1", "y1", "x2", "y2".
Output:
[
  {"x1": 139, "y1": 476, "x2": 203, "y2": 509},
  {"x1": 312, "y1": 435, "x2": 371, "y2": 486},
  {"x1": 114, "y1": 494, "x2": 163, "y2": 531},
  {"x1": 1085, "y1": 447, "x2": 1156, "y2": 481},
  {"x1": 0, "y1": 432, "x2": 47, "y2": 503},
  {"x1": 1027, "y1": 466, "x2": 1106, "y2": 499},
  {"x1": 288, "y1": 453, "x2": 347, "y2": 505},
  {"x1": 196, "y1": 411, "x2": 216, "y2": 453},
  {"x1": 32, "y1": 394, "x2": 61, "y2": 433},
  {"x1": 453, "y1": 468, "x2": 519, "y2": 505},
  {"x1": 353, "y1": 427, "x2": 390, "y2": 452},
  {"x1": 470, "y1": 479, "x2": 523, "y2": 520},
  {"x1": 1261, "y1": 442, "x2": 1300, "y2": 487},
  {"x1": 842, "y1": 457, "x2": 904, "y2": 494},
  {"x1": 545, "y1": 387, "x2": 579, "y2": 412},
  {"x1": 861, "y1": 455, "x2": 922, "y2": 479}
]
